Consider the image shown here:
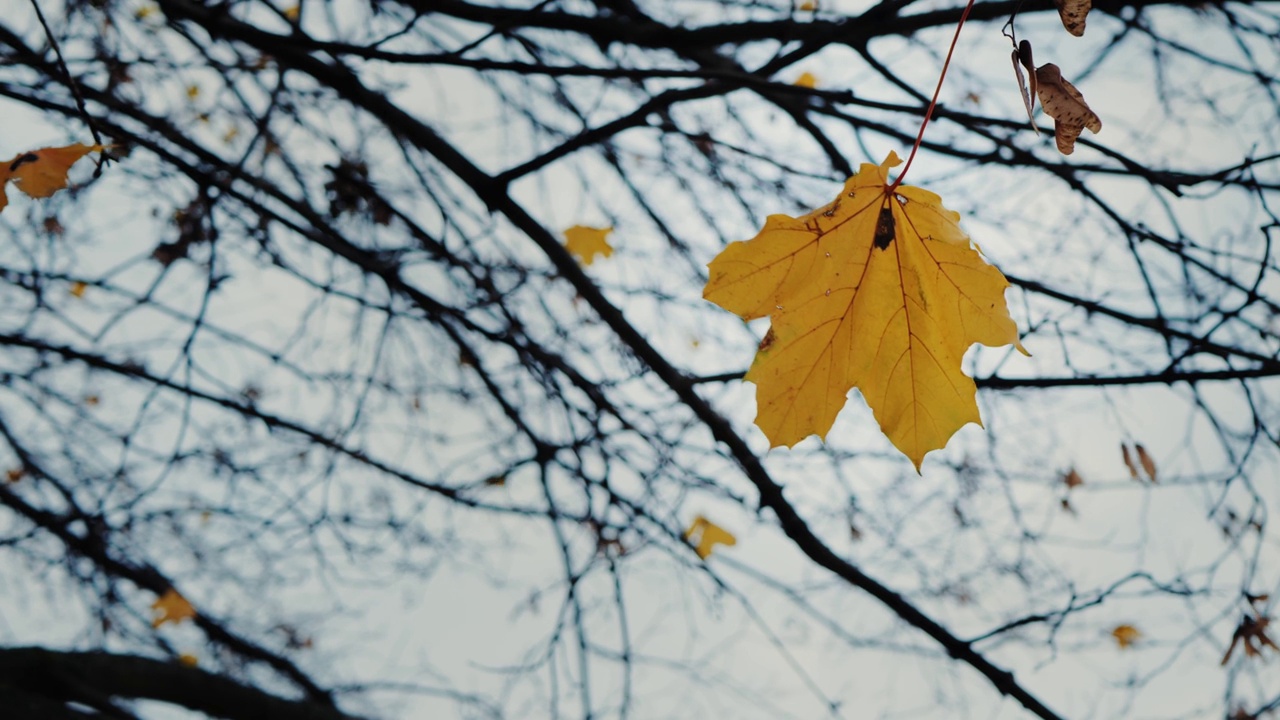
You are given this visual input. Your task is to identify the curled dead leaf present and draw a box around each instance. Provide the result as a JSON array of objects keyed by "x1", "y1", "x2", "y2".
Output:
[
  {"x1": 1011, "y1": 40, "x2": 1039, "y2": 133},
  {"x1": 1035, "y1": 64, "x2": 1101, "y2": 155}
]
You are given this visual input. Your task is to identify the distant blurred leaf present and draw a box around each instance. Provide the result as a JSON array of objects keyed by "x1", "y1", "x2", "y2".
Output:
[
  {"x1": 1222, "y1": 614, "x2": 1278, "y2": 664},
  {"x1": 1121, "y1": 443, "x2": 1140, "y2": 480},
  {"x1": 151, "y1": 588, "x2": 197, "y2": 628},
  {"x1": 0, "y1": 143, "x2": 108, "y2": 214},
  {"x1": 1111, "y1": 624, "x2": 1141, "y2": 649},
  {"x1": 683, "y1": 515, "x2": 736, "y2": 559},
  {"x1": 1134, "y1": 443, "x2": 1157, "y2": 482},
  {"x1": 564, "y1": 225, "x2": 613, "y2": 266}
]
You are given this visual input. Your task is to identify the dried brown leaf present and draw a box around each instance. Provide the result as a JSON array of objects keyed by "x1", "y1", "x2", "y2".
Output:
[
  {"x1": 1012, "y1": 40, "x2": 1039, "y2": 132},
  {"x1": 1035, "y1": 64, "x2": 1102, "y2": 155},
  {"x1": 1053, "y1": 0, "x2": 1092, "y2": 36}
]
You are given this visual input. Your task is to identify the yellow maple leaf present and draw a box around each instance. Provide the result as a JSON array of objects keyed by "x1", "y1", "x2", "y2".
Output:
[
  {"x1": 704, "y1": 152, "x2": 1027, "y2": 470},
  {"x1": 683, "y1": 515, "x2": 736, "y2": 559},
  {"x1": 564, "y1": 225, "x2": 613, "y2": 266},
  {"x1": 793, "y1": 72, "x2": 818, "y2": 89},
  {"x1": 0, "y1": 143, "x2": 108, "y2": 215},
  {"x1": 151, "y1": 588, "x2": 197, "y2": 628},
  {"x1": 1111, "y1": 623, "x2": 1141, "y2": 649}
]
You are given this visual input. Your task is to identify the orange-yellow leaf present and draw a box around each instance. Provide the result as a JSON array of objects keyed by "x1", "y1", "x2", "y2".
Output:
[
  {"x1": 178, "y1": 653, "x2": 199, "y2": 667},
  {"x1": 283, "y1": 4, "x2": 301, "y2": 20},
  {"x1": 1111, "y1": 623, "x2": 1141, "y2": 649},
  {"x1": 5, "y1": 468, "x2": 24, "y2": 484},
  {"x1": 1111, "y1": 620, "x2": 1141, "y2": 648},
  {"x1": 151, "y1": 588, "x2": 197, "y2": 628},
  {"x1": 563, "y1": 225, "x2": 613, "y2": 266},
  {"x1": 69, "y1": 281, "x2": 88, "y2": 298},
  {"x1": 704, "y1": 152, "x2": 1027, "y2": 470},
  {"x1": 0, "y1": 143, "x2": 107, "y2": 214},
  {"x1": 1062, "y1": 467, "x2": 1084, "y2": 489},
  {"x1": 793, "y1": 72, "x2": 818, "y2": 89},
  {"x1": 683, "y1": 515, "x2": 736, "y2": 559},
  {"x1": 798, "y1": 0, "x2": 817, "y2": 10}
]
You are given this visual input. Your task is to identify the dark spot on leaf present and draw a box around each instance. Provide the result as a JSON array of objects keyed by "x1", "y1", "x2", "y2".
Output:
[
  {"x1": 9, "y1": 153, "x2": 38, "y2": 172},
  {"x1": 758, "y1": 328, "x2": 776, "y2": 352},
  {"x1": 873, "y1": 205, "x2": 895, "y2": 250}
]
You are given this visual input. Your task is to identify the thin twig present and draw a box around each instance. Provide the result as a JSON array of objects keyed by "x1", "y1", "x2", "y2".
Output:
[
  {"x1": 888, "y1": 0, "x2": 976, "y2": 191},
  {"x1": 28, "y1": 0, "x2": 104, "y2": 156}
]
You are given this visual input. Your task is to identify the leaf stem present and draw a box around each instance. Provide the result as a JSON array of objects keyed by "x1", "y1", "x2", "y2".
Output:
[{"x1": 887, "y1": 0, "x2": 976, "y2": 192}]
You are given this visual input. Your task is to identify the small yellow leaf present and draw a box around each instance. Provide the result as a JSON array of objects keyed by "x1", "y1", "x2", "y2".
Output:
[
  {"x1": 178, "y1": 653, "x2": 199, "y2": 667},
  {"x1": 5, "y1": 468, "x2": 24, "y2": 484},
  {"x1": 151, "y1": 588, "x2": 197, "y2": 628},
  {"x1": 69, "y1": 281, "x2": 88, "y2": 298},
  {"x1": 683, "y1": 515, "x2": 736, "y2": 559},
  {"x1": 135, "y1": 4, "x2": 158, "y2": 20},
  {"x1": 798, "y1": 0, "x2": 817, "y2": 9},
  {"x1": 793, "y1": 72, "x2": 818, "y2": 89},
  {"x1": 1111, "y1": 623, "x2": 1141, "y2": 649},
  {"x1": 283, "y1": 4, "x2": 300, "y2": 20},
  {"x1": 0, "y1": 143, "x2": 108, "y2": 214},
  {"x1": 83, "y1": 394, "x2": 100, "y2": 406},
  {"x1": 1134, "y1": 443, "x2": 1157, "y2": 482},
  {"x1": 704, "y1": 152, "x2": 1027, "y2": 470},
  {"x1": 1035, "y1": 64, "x2": 1101, "y2": 155},
  {"x1": 186, "y1": 84, "x2": 201, "y2": 100},
  {"x1": 564, "y1": 225, "x2": 613, "y2": 266}
]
